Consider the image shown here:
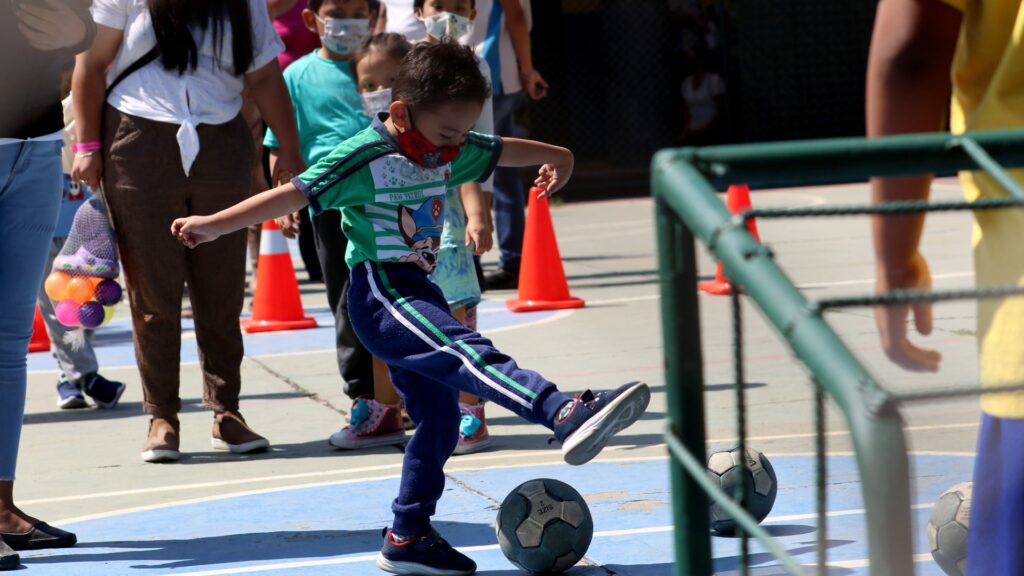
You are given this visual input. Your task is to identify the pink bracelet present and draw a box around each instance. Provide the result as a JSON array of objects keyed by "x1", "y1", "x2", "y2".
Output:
[{"x1": 71, "y1": 141, "x2": 102, "y2": 153}]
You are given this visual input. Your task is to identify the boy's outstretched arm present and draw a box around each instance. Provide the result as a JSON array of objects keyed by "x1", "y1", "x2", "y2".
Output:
[
  {"x1": 499, "y1": 138, "x2": 574, "y2": 198},
  {"x1": 866, "y1": 0, "x2": 961, "y2": 372},
  {"x1": 171, "y1": 183, "x2": 309, "y2": 248}
]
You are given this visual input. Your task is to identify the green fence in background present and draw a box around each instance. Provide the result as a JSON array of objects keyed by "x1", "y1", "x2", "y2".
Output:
[{"x1": 653, "y1": 130, "x2": 1024, "y2": 575}]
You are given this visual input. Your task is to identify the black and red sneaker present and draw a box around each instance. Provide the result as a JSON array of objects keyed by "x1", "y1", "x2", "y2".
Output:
[
  {"x1": 376, "y1": 527, "x2": 476, "y2": 575},
  {"x1": 553, "y1": 381, "x2": 650, "y2": 466}
]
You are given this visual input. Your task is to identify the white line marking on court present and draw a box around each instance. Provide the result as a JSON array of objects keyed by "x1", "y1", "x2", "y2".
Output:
[
  {"x1": 161, "y1": 520, "x2": 935, "y2": 575},
  {"x1": 826, "y1": 553, "x2": 933, "y2": 569},
  {"x1": 26, "y1": 307, "x2": 575, "y2": 375},
  {"x1": 586, "y1": 294, "x2": 661, "y2": 306},
  {"x1": 708, "y1": 420, "x2": 980, "y2": 445},
  {"x1": 44, "y1": 449, "x2": 657, "y2": 520},
  {"x1": 160, "y1": 526, "x2": 692, "y2": 576},
  {"x1": 32, "y1": 422, "x2": 979, "y2": 510},
  {"x1": 483, "y1": 308, "x2": 576, "y2": 335}
]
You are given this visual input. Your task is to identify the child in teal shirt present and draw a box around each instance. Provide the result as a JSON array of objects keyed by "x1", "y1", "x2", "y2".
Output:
[{"x1": 264, "y1": 0, "x2": 409, "y2": 450}]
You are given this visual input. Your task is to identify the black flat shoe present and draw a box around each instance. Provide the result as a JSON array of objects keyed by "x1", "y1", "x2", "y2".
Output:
[
  {"x1": 484, "y1": 267, "x2": 519, "y2": 291},
  {"x1": 0, "y1": 538, "x2": 19, "y2": 571},
  {"x1": 0, "y1": 522, "x2": 77, "y2": 550}
]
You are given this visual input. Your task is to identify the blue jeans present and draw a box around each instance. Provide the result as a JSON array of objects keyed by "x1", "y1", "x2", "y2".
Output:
[
  {"x1": 0, "y1": 140, "x2": 62, "y2": 480},
  {"x1": 491, "y1": 91, "x2": 525, "y2": 270}
]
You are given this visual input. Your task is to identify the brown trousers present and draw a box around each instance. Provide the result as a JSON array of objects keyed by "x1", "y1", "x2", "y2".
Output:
[{"x1": 102, "y1": 105, "x2": 252, "y2": 419}]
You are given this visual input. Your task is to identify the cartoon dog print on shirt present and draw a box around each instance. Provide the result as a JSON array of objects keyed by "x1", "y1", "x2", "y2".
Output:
[{"x1": 398, "y1": 197, "x2": 445, "y2": 272}]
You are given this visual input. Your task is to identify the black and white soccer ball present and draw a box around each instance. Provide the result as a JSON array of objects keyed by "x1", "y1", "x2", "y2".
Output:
[
  {"x1": 707, "y1": 447, "x2": 778, "y2": 534},
  {"x1": 496, "y1": 478, "x2": 594, "y2": 574},
  {"x1": 928, "y1": 481, "x2": 972, "y2": 576}
]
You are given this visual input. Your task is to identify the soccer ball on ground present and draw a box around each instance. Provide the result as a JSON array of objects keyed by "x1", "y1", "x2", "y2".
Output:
[
  {"x1": 707, "y1": 447, "x2": 778, "y2": 534},
  {"x1": 496, "y1": 478, "x2": 594, "y2": 574},
  {"x1": 928, "y1": 481, "x2": 972, "y2": 576}
]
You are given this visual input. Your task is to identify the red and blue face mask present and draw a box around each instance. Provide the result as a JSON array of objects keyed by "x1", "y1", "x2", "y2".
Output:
[{"x1": 395, "y1": 111, "x2": 464, "y2": 169}]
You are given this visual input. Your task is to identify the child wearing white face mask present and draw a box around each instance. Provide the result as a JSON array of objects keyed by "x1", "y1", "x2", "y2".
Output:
[
  {"x1": 265, "y1": 0, "x2": 412, "y2": 451},
  {"x1": 415, "y1": 0, "x2": 499, "y2": 455}
]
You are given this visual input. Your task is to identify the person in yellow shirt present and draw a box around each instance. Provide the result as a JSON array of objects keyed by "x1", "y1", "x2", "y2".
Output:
[{"x1": 867, "y1": 0, "x2": 1024, "y2": 572}]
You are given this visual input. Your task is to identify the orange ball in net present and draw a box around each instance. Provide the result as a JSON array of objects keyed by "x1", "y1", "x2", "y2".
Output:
[
  {"x1": 66, "y1": 276, "x2": 96, "y2": 304},
  {"x1": 44, "y1": 272, "x2": 72, "y2": 301}
]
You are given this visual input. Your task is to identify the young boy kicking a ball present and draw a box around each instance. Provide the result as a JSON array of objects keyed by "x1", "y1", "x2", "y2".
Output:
[{"x1": 172, "y1": 41, "x2": 649, "y2": 576}]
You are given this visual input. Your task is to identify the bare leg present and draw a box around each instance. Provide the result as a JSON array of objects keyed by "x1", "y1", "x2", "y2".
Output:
[
  {"x1": 451, "y1": 306, "x2": 481, "y2": 406},
  {"x1": 0, "y1": 481, "x2": 36, "y2": 533},
  {"x1": 373, "y1": 356, "x2": 402, "y2": 405}
]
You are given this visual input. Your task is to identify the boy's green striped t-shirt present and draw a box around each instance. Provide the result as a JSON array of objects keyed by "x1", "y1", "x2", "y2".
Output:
[{"x1": 292, "y1": 114, "x2": 502, "y2": 272}]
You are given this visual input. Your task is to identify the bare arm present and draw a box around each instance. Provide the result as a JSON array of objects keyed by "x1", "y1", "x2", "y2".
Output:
[
  {"x1": 498, "y1": 0, "x2": 547, "y2": 100},
  {"x1": 499, "y1": 137, "x2": 573, "y2": 197},
  {"x1": 246, "y1": 60, "x2": 304, "y2": 184},
  {"x1": 459, "y1": 182, "x2": 493, "y2": 254},
  {"x1": 70, "y1": 24, "x2": 123, "y2": 190},
  {"x1": 172, "y1": 183, "x2": 309, "y2": 248},
  {"x1": 866, "y1": 0, "x2": 961, "y2": 371},
  {"x1": 374, "y1": 2, "x2": 388, "y2": 34}
]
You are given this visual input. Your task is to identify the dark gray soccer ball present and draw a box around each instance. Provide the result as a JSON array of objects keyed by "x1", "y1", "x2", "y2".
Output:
[
  {"x1": 928, "y1": 482, "x2": 972, "y2": 576},
  {"x1": 707, "y1": 447, "x2": 779, "y2": 534},
  {"x1": 496, "y1": 478, "x2": 594, "y2": 574}
]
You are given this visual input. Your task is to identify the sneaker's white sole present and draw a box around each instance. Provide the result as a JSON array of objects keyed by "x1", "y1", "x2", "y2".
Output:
[
  {"x1": 561, "y1": 382, "x2": 650, "y2": 466},
  {"x1": 328, "y1": 431, "x2": 407, "y2": 450},
  {"x1": 211, "y1": 437, "x2": 270, "y2": 454},
  {"x1": 376, "y1": 553, "x2": 475, "y2": 576},
  {"x1": 141, "y1": 449, "x2": 180, "y2": 463},
  {"x1": 56, "y1": 396, "x2": 88, "y2": 410}
]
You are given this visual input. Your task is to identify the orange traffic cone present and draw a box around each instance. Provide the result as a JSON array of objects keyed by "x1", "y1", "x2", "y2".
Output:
[
  {"x1": 28, "y1": 304, "x2": 50, "y2": 353},
  {"x1": 241, "y1": 220, "x2": 318, "y2": 333},
  {"x1": 699, "y1": 185, "x2": 760, "y2": 296},
  {"x1": 507, "y1": 187, "x2": 586, "y2": 313}
]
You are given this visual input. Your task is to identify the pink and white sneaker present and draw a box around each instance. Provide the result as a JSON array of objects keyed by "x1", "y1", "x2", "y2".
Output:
[
  {"x1": 453, "y1": 402, "x2": 492, "y2": 455},
  {"x1": 328, "y1": 398, "x2": 407, "y2": 450}
]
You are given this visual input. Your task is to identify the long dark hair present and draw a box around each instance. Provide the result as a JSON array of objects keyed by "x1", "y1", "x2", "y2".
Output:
[{"x1": 148, "y1": 0, "x2": 255, "y2": 76}]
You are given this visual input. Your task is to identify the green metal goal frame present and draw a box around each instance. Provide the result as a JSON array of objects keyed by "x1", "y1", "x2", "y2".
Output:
[{"x1": 653, "y1": 129, "x2": 1024, "y2": 576}]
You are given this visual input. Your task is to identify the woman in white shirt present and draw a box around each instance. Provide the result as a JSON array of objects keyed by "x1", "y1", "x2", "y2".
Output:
[{"x1": 71, "y1": 0, "x2": 303, "y2": 464}]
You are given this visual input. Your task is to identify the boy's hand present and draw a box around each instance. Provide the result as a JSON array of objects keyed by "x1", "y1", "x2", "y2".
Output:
[
  {"x1": 534, "y1": 153, "x2": 573, "y2": 199},
  {"x1": 171, "y1": 216, "x2": 222, "y2": 249},
  {"x1": 276, "y1": 212, "x2": 301, "y2": 238},
  {"x1": 874, "y1": 251, "x2": 942, "y2": 372},
  {"x1": 465, "y1": 217, "x2": 493, "y2": 255}
]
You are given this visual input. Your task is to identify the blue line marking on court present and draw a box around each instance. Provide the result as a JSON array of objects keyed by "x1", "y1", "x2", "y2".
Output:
[
  {"x1": 27, "y1": 300, "x2": 556, "y2": 372},
  {"x1": 18, "y1": 455, "x2": 974, "y2": 575}
]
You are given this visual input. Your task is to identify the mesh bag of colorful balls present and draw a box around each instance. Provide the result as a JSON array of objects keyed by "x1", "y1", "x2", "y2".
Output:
[{"x1": 42, "y1": 195, "x2": 123, "y2": 346}]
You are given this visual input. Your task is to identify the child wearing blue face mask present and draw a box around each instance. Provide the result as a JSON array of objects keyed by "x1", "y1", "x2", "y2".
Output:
[
  {"x1": 416, "y1": 0, "x2": 498, "y2": 455},
  {"x1": 265, "y1": 0, "x2": 410, "y2": 450}
]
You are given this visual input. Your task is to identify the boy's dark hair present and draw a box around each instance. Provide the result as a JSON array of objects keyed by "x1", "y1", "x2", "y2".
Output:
[
  {"x1": 413, "y1": 0, "x2": 475, "y2": 11},
  {"x1": 350, "y1": 33, "x2": 413, "y2": 77},
  {"x1": 393, "y1": 40, "x2": 490, "y2": 111}
]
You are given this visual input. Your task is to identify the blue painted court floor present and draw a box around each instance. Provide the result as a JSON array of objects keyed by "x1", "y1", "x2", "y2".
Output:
[{"x1": 18, "y1": 455, "x2": 974, "y2": 575}]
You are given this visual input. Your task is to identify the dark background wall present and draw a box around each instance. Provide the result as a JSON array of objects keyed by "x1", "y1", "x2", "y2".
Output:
[{"x1": 523, "y1": 0, "x2": 877, "y2": 197}]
